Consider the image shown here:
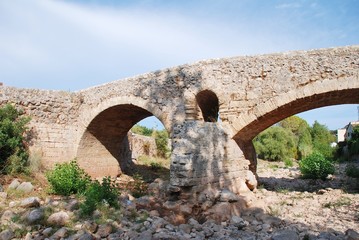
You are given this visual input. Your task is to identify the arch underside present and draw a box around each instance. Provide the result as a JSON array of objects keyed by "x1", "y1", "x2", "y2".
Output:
[
  {"x1": 77, "y1": 104, "x2": 152, "y2": 178},
  {"x1": 234, "y1": 88, "x2": 359, "y2": 142}
]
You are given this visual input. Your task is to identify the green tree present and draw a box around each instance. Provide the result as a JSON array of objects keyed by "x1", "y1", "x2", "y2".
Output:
[
  {"x1": 0, "y1": 104, "x2": 31, "y2": 174},
  {"x1": 347, "y1": 126, "x2": 359, "y2": 156},
  {"x1": 131, "y1": 124, "x2": 153, "y2": 136},
  {"x1": 253, "y1": 126, "x2": 296, "y2": 161},
  {"x1": 311, "y1": 121, "x2": 335, "y2": 159},
  {"x1": 153, "y1": 129, "x2": 169, "y2": 158},
  {"x1": 279, "y1": 116, "x2": 312, "y2": 159}
]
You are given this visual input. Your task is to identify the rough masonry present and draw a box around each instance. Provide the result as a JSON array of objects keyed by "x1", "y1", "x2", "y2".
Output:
[{"x1": 1, "y1": 46, "x2": 359, "y2": 194}]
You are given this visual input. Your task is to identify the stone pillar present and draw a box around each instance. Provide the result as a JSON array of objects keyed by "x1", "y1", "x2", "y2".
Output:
[{"x1": 170, "y1": 121, "x2": 257, "y2": 194}]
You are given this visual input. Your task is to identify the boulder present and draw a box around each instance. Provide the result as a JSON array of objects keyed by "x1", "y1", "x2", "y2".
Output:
[
  {"x1": 52, "y1": 227, "x2": 69, "y2": 238},
  {"x1": 16, "y1": 182, "x2": 34, "y2": 193},
  {"x1": 96, "y1": 224, "x2": 113, "y2": 238},
  {"x1": 271, "y1": 229, "x2": 299, "y2": 240},
  {"x1": 8, "y1": 179, "x2": 20, "y2": 190},
  {"x1": 20, "y1": 197, "x2": 40, "y2": 208},
  {"x1": 0, "y1": 192, "x2": 7, "y2": 200},
  {"x1": 47, "y1": 211, "x2": 70, "y2": 226},
  {"x1": 1, "y1": 210, "x2": 15, "y2": 223},
  {"x1": 219, "y1": 189, "x2": 239, "y2": 202},
  {"x1": 26, "y1": 208, "x2": 44, "y2": 224},
  {"x1": 345, "y1": 229, "x2": 359, "y2": 240},
  {"x1": 0, "y1": 229, "x2": 14, "y2": 240},
  {"x1": 230, "y1": 216, "x2": 247, "y2": 230}
]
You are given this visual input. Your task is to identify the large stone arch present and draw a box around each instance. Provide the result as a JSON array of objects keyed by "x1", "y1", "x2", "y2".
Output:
[
  {"x1": 76, "y1": 97, "x2": 169, "y2": 178},
  {"x1": 231, "y1": 77, "x2": 359, "y2": 173}
]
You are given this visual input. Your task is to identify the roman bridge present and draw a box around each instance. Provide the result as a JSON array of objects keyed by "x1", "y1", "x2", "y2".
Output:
[{"x1": 1, "y1": 45, "x2": 359, "y2": 194}]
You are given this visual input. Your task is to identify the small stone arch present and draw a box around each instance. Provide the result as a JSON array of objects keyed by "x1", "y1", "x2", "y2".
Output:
[
  {"x1": 195, "y1": 90, "x2": 220, "y2": 122},
  {"x1": 76, "y1": 100, "x2": 169, "y2": 178}
]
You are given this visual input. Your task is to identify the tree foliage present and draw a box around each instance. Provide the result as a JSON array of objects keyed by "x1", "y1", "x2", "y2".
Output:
[
  {"x1": 0, "y1": 104, "x2": 31, "y2": 174},
  {"x1": 131, "y1": 124, "x2": 153, "y2": 136},
  {"x1": 347, "y1": 126, "x2": 359, "y2": 156},
  {"x1": 299, "y1": 152, "x2": 335, "y2": 179},
  {"x1": 153, "y1": 129, "x2": 170, "y2": 158},
  {"x1": 279, "y1": 116, "x2": 313, "y2": 159},
  {"x1": 253, "y1": 126, "x2": 296, "y2": 161},
  {"x1": 254, "y1": 116, "x2": 336, "y2": 162},
  {"x1": 311, "y1": 121, "x2": 335, "y2": 159}
]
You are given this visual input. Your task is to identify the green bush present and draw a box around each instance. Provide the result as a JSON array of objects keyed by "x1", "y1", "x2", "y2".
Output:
[
  {"x1": 299, "y1": 152, "x2": 335, "y2": 180},
  {"x1": 153, "y1": 130, "x2": 169, "y2": 158},
  {"x1": 0, "y1": 104, "x2": 31, "y2": 174},
  {"x1": 284, "y1": 158, "x2": 294, "y2": 168},
  {"x1": 253, "y1": 126, "x2": 296, "y2": 161},
  {"x1": 46, "y1": 160, "x2": 90, "y2": 196},
  {"x1": 80, "y1": 177, "x2": 119, "y2": 217}
]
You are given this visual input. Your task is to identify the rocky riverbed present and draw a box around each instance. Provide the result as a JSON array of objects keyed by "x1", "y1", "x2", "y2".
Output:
[{"x1": 0, "y1": 160, "x2": 358, "y2": 240}]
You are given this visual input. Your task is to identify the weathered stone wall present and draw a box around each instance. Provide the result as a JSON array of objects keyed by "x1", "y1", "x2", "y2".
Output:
[
  {"x1": 171, "y1": 121, "x2": 255, "y2": 193},
  {"x1": 129, "y1": 133, "x2": 158, "y2": 160},
  {"x1": 1, "y1": 45, "x2": 358, "y2": 194},
  {"x1": 0, "y1": 87, "x2": 81, "y2": 167}
]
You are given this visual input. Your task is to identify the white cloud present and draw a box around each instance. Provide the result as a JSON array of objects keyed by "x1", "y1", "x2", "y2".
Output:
[{"x1": 275, "y1": 2, "x2": 302, "y2": 9}]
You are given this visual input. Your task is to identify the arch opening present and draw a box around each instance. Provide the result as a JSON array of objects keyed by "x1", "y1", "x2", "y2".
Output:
[
  {"x1": 76, "y1": 104, "x2": 170, "y2": 181},
  {"x1": 251, "y1": 104, "x2": 359, "y2": 193},
  {"x1": 196, "y1": 90, "x2": 219, "y2": 122},
  {"x1": 232, "y1": 88, "x2": 359, "y2": 186}
]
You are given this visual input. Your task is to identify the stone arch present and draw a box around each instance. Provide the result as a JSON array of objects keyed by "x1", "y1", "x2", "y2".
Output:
[
  {"x1": 76, "y1": 98, "x2": 169, "y2": 178},
  {"x1": 231, "y1": 78, "x2": 359, "y2": 174},
  {"x1": 233, "y1": 80, "x2": 359, "y2": 142},
  {"x1": 195, "y1": 90, "x2": 220, "y2": 122}
]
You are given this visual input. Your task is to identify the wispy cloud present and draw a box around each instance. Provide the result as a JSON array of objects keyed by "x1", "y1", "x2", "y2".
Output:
[{"x1": 275, "y1": 2, "x2": 302, "y2": 9}]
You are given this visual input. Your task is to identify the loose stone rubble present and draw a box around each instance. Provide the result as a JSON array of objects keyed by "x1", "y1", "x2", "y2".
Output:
[{"x1": 0, "y1": 161, "x2": 358, "y2": 240}]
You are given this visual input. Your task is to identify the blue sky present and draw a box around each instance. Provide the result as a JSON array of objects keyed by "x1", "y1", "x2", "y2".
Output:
[{"x1": 0, "y1": 0, "x2": 358, "y2": 130}]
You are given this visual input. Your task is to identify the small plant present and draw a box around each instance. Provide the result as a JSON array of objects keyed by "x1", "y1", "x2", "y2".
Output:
[
  {"x1": 284, "y1": 158, "x2": 294, "y2": 168},
  {"x1": 0, "y1": 104, "x2": 31, "y2": 175},
  {"x1": 323, "y1": 197, "x2": 351, "y2": 208},
  {"x1": 267, "y1": 206, "x2": 281, "y2": 217},
  {"x1": 46, "y1": 160, "x2": 91, "y2": 196},
  {"x1": 123, "y1": 173, "x2": 148, "y2": 198},
  {"x1": 269, "y1": 164, "x2": 279, "y2": 171},
  {"x1": 80, "y1": 177, "x2": 119, "y2": 217},
  {"x1": 299, "y1": 152, "x2": 334, "y2": 180},
  {"x1": 150, "y1": 162, "x2": 162, "y2": 171},
  {"x1": 276, "y1": 187, "x2": 289, "y2": 194},
  {"x1": 143, "y1": 141, "x2": 151, "y2": 155}
]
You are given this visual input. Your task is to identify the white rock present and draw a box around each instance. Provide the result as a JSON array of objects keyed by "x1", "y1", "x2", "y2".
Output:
[{"x1": 47, "y1": 211, "x2": 70, "y2": 226}]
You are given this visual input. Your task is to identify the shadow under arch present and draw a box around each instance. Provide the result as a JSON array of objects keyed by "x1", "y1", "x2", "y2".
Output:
[{"x1": 76, "y1": 102, "x2": 169, "y2": 178}]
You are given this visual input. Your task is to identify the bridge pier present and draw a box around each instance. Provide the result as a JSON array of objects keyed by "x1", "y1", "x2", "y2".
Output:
[{"x1": 170, "y1": 121, "x2": 257, "y2": 195}]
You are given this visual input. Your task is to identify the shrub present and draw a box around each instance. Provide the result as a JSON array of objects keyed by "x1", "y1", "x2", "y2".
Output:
[
  {"x1": 0, "y1": 104, "x2": 31, "y2": 174},
  {"x1": 253, "y1": 126, "x2": 296, "y2": 161},
  {"x1": 299, "y1": 152, "x2": 335, "y2": 180},
  {"x1": 46, "y1": 160, "x2": 90, "y2": 196},
  {"x1": 153, "y1": 130, "x2": 169, "y2": 158},
  {"x1": 284, "y1": 158, "x2": 294, "y2": 168},
  {"x1": 150, "y1": 162, "x2": 162, "y2": 171},
  {"x1": 123, "y1": 173, "x2": 148, "y2": 198},
  {"x1": 80, "y1": 177, "x2": 119, "y2": 217}
]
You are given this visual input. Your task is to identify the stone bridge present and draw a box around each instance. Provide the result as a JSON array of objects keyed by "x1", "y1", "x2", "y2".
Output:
[{"x1": 1, "y1": 46, "x2": 359, "y2": 194}]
